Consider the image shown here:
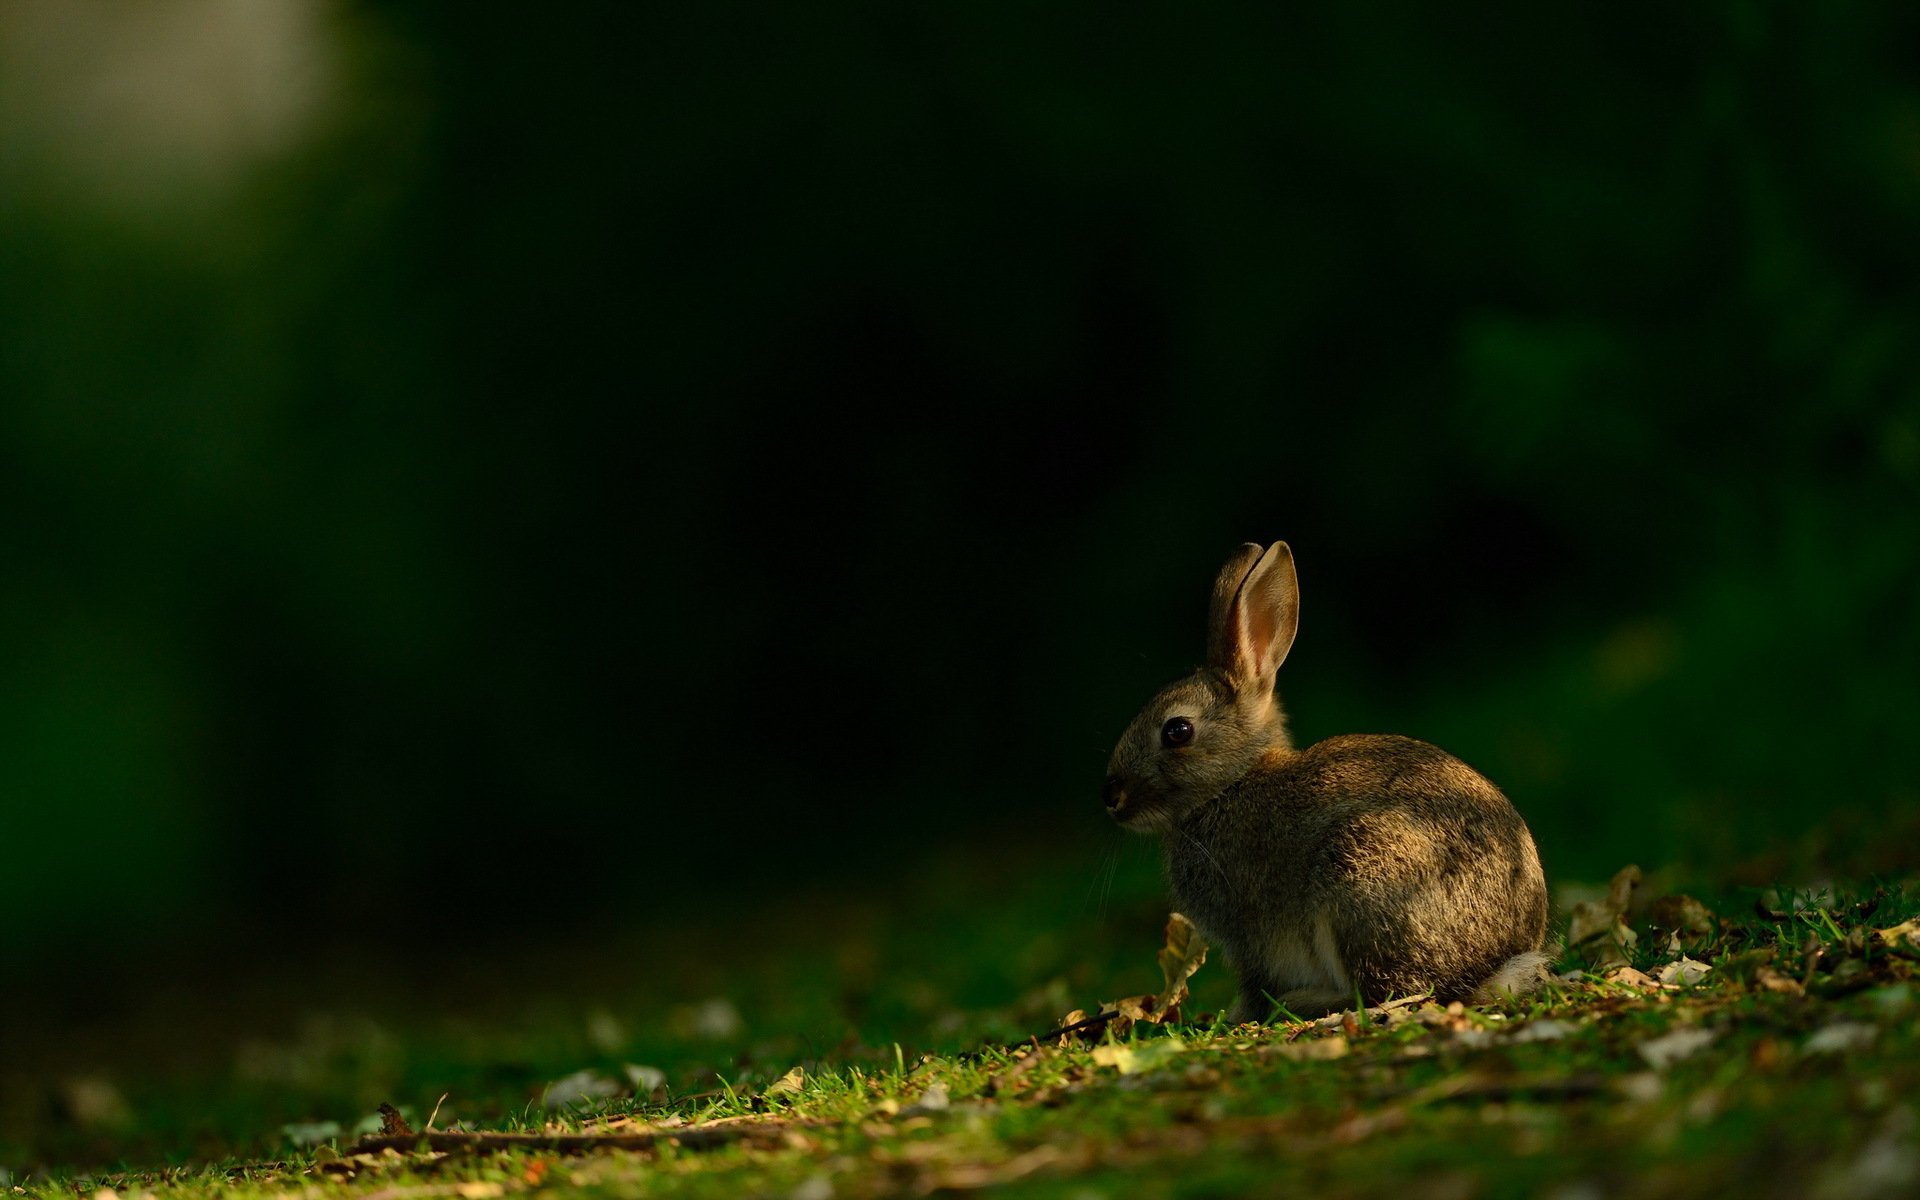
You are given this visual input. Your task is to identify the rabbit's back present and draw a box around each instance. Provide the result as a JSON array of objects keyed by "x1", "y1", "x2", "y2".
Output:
[{"x1": 1169, "y1": 734, "x2": 1548, "y2": 1007}]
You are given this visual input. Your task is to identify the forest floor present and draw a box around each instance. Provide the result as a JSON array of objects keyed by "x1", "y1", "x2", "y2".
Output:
[{"x1": 8, "y1": 852, "x2": 1919, "y2": 1200}]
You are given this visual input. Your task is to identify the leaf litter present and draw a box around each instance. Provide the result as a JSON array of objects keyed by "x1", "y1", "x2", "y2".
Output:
[{"x1": 46, "y1": 873, "x2": 1920, "y2": 1200}]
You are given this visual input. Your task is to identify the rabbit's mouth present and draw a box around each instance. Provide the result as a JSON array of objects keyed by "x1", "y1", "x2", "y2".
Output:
[{"x1": 1104, "y1": 778, "x2": 1174, "y2": 832}]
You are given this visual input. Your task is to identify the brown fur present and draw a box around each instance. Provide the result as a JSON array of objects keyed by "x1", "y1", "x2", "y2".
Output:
[{"x1": 1104, "y1": 542, "x2": 1549, "y2": 1021}]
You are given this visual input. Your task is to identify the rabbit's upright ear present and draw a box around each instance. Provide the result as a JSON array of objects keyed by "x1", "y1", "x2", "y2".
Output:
[
  {"x1": 1207, "y1": 543, "x2": 1265, "y2": 667},
  {"x1": 1207, "y1": 541, "x2": 1299, "y2": 690}
]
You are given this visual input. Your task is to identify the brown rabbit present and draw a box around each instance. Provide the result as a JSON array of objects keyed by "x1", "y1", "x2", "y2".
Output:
[{"x1": 1103, "y1": 542, "x2": 1549, "y2": 1021}]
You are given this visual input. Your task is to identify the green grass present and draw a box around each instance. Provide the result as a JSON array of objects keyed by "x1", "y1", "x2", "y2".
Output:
[{"x1": 9, "y1": 849, "x2": 1920, "y2": 1200}]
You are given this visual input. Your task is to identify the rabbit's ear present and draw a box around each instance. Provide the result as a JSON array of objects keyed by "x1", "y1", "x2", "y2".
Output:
[
  {"x1": 1207, "y1": 543, "x2": 1266, "y2": 668},
  {"x1": 1209, "y1": 541, "x2": 1299, "y2": 689}
]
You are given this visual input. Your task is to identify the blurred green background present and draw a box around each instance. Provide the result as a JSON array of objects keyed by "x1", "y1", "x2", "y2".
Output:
[{"x1": 2, "y1": 0, "x2": 1917, "y2": 1078}]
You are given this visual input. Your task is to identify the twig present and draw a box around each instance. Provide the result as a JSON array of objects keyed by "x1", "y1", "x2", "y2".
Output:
[
  {"x1": 1285, "y1": 994, "x2": 1432, "y2": 1041},
  {"x1": 991, "y1": 1010, "x2": 1122, "y2": 1057}
]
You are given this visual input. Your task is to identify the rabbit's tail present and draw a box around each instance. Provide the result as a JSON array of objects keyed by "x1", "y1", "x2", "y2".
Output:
[{"x1": 1470, "y1": 948, "x2": 1556, "y2": 1003}]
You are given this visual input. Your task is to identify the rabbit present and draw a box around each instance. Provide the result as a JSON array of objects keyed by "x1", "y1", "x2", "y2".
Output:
[{"x1": 1102, "y1": 541, "x2": 1549, "y2": 1022}]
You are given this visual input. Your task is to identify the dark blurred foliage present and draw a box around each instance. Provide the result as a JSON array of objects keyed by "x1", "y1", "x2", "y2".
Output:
[{"x1": 2, "y1": 3, "x2": 1918, "y2": 991}]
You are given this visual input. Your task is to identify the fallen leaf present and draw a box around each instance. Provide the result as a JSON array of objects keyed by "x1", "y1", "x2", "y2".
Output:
[
  {"x1": 1637, "y1": 1026, "x2": 1716, "y2": 1069},
  {"x1": 1655, "y1": 957, "x2": 1712, "y2": 986},
  {"x1": 1154, "y1": 914, "x2": 1210, "y2": 1017},
  {"x1": 1605, "y1": 966, "x2": 1660, "y2": 991},
  {"x1": 1089, "y1": 1043, "x2": 1136, "y2": 1074},
  {"x1": 377, "y1": 1104, "x2": 414, "y2": 1137},
  {"x1": 454, "y1": 1184, "x2": 505, "y2": 1199},
  {"x1": 1567, "y1": 865, "x2": 1642, "y2": 968},
  {"x1": 1648, "y1": 894, "x2": 1716, "y2": 939},
  {"x1": 1603, "y1": 864, "x2": 1643, "y2": 916},
  {"x1": 1876, "y1": 918, "x2": 1920, "y2": 957},
  {"x1": 1091, "y1": 1037, "x2": 1186, "y2": 1075},
  {"x1": 764, "y1": 1068, "x2": 806, "y2": 1098}
]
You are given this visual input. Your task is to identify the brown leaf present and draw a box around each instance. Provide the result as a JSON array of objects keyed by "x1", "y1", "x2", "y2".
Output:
[
  {"x1": 1567, "y1": 865, "x2": 1643, "y2": 968},
  {"x1": 1875, "y1": 918, "x2": 1920, "y2": 958},
  {"x1": 1052, "y1": 1009, "x2": 1104, "y2": 1046},
  {"x1": 1091, "y1": 1038, "x2": 1186, "y2": 1076},
  {"x1": 1648, "y1": 894, "x2": 1716, "y2": 938},
  {"x1": 1604, "y1": 864, "x2": 1644, "y2": 913},
  {"x1": 1154, "y1": 913, "x2": 1210, "y2": 1017},
  {"x1": 1112, "y1": 995, "x2": 1153, "y2": 1023},
  {"x1": 762, "y1": 1068, "x2": 805, "y2": 1099},
  {"x1": 1605, "y1": 966, "x2": 1661, "y2": 991},
  {"x1": 376, "y1": 1104, "x2": 413, "y2": 1138}
]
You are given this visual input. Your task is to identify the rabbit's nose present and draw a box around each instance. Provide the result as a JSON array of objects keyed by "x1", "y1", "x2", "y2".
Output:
[{"x1": 1102, "y1": 776, "x2": 1128, "y2": 811}]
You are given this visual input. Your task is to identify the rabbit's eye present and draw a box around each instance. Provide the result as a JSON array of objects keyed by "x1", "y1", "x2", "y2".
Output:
[{"x1": 1161, "y1": 717, "x2": 1195, "y2": 748}]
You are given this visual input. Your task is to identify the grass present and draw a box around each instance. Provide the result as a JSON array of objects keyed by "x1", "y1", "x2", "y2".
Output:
[{"x1": 7, "y1": 847, "x2": 1919, "y2": 1200}]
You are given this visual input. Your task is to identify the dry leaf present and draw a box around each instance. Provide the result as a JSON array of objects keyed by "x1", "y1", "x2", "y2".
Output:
[
  {"x1": 1090, "y1": 1037, "x2": 1185, "y2": 1076},
  {"x1": 764, "y1": 1068, "x2": 806, "y2": 1098},
  {"x1": 1089, "y1": 1043, "x2": 1135, "y2": 1074},
  {"x1": 1154, "y1": 914, "x2": 1210, "y2": 1016},
  {"x1": 1567, "y1": 865, "x2": 1643, "y2": 968},
  {"x1": 377, "y1": 1104, "x2": 413, "y2": 1137},
  {"x1": 1655, "y1": 957, "x2": 1712, "y2": 986},
  {"x1": 1876, "y1": 918, "x2": 1920, "y2": 957},
  {"x1": 1606, "y1": 966, "x2": 1661, "y2": 990},
  {"x1": 1648, "y1": 894, "x2": 1716, "y2": 939},
  {"x1": 1603, "y1": 863, "x2": 1643, "y2": 915}
]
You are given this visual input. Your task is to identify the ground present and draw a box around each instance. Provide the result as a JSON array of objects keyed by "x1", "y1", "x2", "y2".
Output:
[{"x1": 8, "y1": 851, "x2": 1918, "y2": 1200}]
